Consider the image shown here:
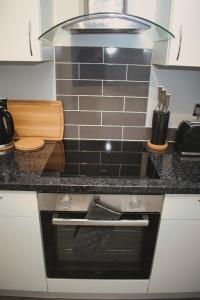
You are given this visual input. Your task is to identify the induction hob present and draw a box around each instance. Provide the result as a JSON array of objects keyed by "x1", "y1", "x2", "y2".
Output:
[{"x1": 42, "y1": 140, "x2": 159, "y2": 179}]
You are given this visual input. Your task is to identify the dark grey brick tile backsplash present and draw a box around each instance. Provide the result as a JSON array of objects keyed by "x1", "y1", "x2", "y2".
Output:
[
  {"x1": 56, "y1": 80, "x2": 102, "y2": 95},
  {"x1": 127, "y1": 66, "x2": 151, "y2": 81},
  {"x1": 80, "y1": 126, "x2": 122, "y2": 140},
  {"x1": 79, "y1": 96, "x2": 124, "y2": 111},
  {"x1": 55, "y1": 46, "x2": 154, "y2": 141},
  {"x1": 104, "y1": 48, "x2": 152, "y2": 65},
  {"x1": 64, "y1": 111, "x2": 101, "y2": 125},
  {"x1": 125, "y1": 98, "x2": 147, "y2": 112},
  {"x1": 55, "y1": 46, "x2": 103, "y2": 63},
  {"x1": 80, "y1": 64, "x2": 126, "y2": 80},
  {"x1": 103, "y1": 81, "x2": 149, "y2": 97},
  {"x1": 56, "y1": 64, "x2": 78, "y2": 79},
  {"x1": 123, "y1": 127, "x2": 151, "y2": 140},
  {"x1": 64, "y1": 125, "x2": 79, "y2": 139},
  {"x1": 102, "y1": 112, "x2": 146, "y2": 126},
  {"x1": 59, "y1": 96, "x2": 78, "y2": 110}
]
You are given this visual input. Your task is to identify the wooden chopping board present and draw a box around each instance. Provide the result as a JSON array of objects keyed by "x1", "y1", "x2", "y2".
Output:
[{"x1": 8, "y1": 100, "x2": 64, "y2": 141}]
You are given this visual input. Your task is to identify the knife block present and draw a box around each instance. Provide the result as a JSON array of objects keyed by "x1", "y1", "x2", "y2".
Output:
[{"x1": 147, "y1": 110, "x2": 170, "y2": 151}]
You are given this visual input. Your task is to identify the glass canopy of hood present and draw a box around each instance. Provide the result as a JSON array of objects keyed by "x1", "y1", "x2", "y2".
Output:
[
  {"x1": 39, "y1": 13, "x2": 174, "y2": 44},
  {"x1": 39, "y1": 0, "x2": 174, "y2": 44}
]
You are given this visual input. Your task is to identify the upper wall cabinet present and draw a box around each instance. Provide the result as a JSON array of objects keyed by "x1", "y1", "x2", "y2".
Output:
[
  {"x1": 152, "y1": 0, "x2": 200, "y2": 67},
  {"x1": 0, "y1": 0, "x2": 52, "y2": 62}
]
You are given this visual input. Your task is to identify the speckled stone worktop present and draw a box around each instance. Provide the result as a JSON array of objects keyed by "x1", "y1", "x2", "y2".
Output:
[{"x1": 0, "y1": 141, "x2": 200, "y2": 194}]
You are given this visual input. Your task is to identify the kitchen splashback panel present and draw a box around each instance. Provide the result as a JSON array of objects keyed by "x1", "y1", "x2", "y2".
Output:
[{"x1": 55, "y1": 46, "x2": 152, "y2": 140}]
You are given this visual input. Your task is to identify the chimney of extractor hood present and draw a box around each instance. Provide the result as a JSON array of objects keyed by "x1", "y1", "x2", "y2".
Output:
[{"x1": 38, "y1": 0, "x2": 175, "y2": 43}]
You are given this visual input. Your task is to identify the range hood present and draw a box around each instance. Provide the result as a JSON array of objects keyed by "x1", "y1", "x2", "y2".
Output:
[{"x1": 39, "y1": 0, "x2": 174, "y2": 43}]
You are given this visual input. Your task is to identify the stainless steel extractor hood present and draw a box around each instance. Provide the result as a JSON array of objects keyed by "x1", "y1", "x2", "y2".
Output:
[{"x1": 39, "y1": 0, "x2": 174, "y2": 43}]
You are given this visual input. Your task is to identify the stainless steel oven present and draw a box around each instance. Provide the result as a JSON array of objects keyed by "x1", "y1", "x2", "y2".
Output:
[{"x1": 38, "y1": 193, "x2": 163, "y2": 280}]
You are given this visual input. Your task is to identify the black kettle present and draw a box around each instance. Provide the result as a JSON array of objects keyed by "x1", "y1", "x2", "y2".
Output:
[{"x1": 0, "y1": 98, "x2": 14, "y2": 148}]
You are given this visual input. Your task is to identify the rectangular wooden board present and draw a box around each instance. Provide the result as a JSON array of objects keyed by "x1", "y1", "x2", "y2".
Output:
[{"x1": 8, "y1": 100, "x2": 64, "y2": 141}]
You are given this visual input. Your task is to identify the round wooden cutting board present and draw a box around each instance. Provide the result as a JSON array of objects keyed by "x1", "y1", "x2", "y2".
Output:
[{"x1": 15, "y1": 137, "x2": 44, "y2": 151}]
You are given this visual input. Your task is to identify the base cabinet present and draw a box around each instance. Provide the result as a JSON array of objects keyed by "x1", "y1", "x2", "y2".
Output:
[
  {"x1": 0, "y1": 191, "x2": 47, "y2": 291},
  {"x1": 149, "y1": 194, "x2": 200, "y2": 293}
]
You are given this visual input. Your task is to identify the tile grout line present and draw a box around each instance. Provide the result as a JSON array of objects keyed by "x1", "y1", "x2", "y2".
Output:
[
  {"x1": 119, "y1": 164, "x2": 122, "y2": 177},
  {"x1": 78, "y1": 95, "x2": 80, "y2": 110},
  {"x1": 122, "y1": 126, "x2": 124, "y2": 141},
  {"x1": 78, "y1": 125, "x2": 80, "y2": 140},
  {"x1": 63, "y1": 137, "x2": 148, "y2": 141},
  {"x1": 64, "y1": 124, "x2": 146, "y2": 128},
  {"x1": 123, "y1": 97, "x2": 125, "y2": 112},
  {"x1": 56, "y1": 62, "x2": 152, "y2": 67},
  {"x1": 56, "y1": 79, "x2": 150, "y2": 83},
  {"x1": 78, "y1": 137, "x2": 80, "y2": 151},
  {"x1": 58, "y1": 94, "x2": 148, "y2": 99},
  {"x1": 64, "y1": 110, "x2": 147, "y2": 114},
  {"x1": 78, "y1": 63, "x2": 80, "y2": 79}
]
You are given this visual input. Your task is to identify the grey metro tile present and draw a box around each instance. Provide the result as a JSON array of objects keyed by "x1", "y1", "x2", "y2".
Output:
[
  {"x1": 103, "y1": 81, "x2": 149, "y2": 97},
  {"x1": 80, "y1": 64, "x2": 126, "y2": 80},
  {"x1": 64, "y1": 111, "x2": 101, "y2": 125},
  {"x1": 58, "y1": 96, "x2": 78, "y2": 110},
  {"x1": 123, "y1": 127, "x2": 151, "y2": 140},
  {"x1": 56, "y1": 64, "x2": 78, "y2": 79},
  {"x1": 64, "y1": 125, "x2": 79, "y2": 139},
  {"x1": 80, "y1": 126, "x2": 122, "y2": 139},
  {"x1": 104, "y1": 48, "x2": 152, "y2": 65},
  {"x1": 56, "y1": 80, "x2": 102, "y2": 96},
  {"x1": 127, "y1": 65, "x2": 151, "y2": 81},
  {"x1": 125, "y1": 98, "x2": 148, "y2": 112},
  {"x1": 102, "y1": 112, "x2": 146, "y2": 126},
  {"x1": 55, "y1": 46, "x2": 103, "y2": 63},
  {"x1": 79, "y1": 96, "x2": 124, "y2": 111}
]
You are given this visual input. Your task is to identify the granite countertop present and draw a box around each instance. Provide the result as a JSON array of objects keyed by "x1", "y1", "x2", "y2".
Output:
[{"x1": 0, "y1": 141, "x2": 200, "y2": 194}]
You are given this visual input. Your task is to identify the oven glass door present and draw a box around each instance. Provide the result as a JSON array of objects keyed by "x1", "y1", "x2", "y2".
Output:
[{"x1": 41, "y1": 212, "x2": 159, "y2": 279}]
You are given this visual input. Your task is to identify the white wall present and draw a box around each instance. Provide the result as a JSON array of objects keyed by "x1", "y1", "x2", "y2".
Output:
[
  {"x1": 146, "y1": 66, "x2": 200, "y2": 128},
  {"x1": 0, "y1": 62, "x2": 54, "y2": 100},
  {"x1": 53, "y1": 0, "x2": 157, "y2": 25}
]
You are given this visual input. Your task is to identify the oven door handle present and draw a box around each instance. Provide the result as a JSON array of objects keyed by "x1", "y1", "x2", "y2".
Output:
[{"x1": 52, "y1": 215, "x2": 149, "y2": 227}]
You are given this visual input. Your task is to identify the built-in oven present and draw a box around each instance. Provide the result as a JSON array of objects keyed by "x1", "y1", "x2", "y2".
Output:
[{"x1": 38, "y1": 194, "x2": 163, "y2": 280}]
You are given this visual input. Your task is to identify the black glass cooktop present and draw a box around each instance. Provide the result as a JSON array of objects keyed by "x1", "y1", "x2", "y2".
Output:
[{"x1": 42, "y1": 140, "x2": 159, "y2": 179}]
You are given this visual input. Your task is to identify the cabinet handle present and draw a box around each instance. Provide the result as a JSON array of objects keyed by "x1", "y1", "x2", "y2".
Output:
[
  {"x1": 29, "y1": 20, "x2": 33, "y2": 57},
  {"x1": 176, "y1": 25, "x2": 182, "y2": 61}
]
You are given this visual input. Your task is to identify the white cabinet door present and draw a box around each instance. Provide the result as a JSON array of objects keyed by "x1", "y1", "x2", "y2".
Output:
[
  {"x1": 167, "y1": 0, "x2": 200, "y2": 67},
  {"x1": 149, "y1": 219, "x2": 200, "y2": 293},
  {"x1": 153, "y1": 0, "x2": 200, "y2": 67},
  {"x1": 0, "y1": 0, "x2": 52, "y2": 61},
  {"x1": 0, "y1": 215, "x2": 47, "y2": 291}
]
